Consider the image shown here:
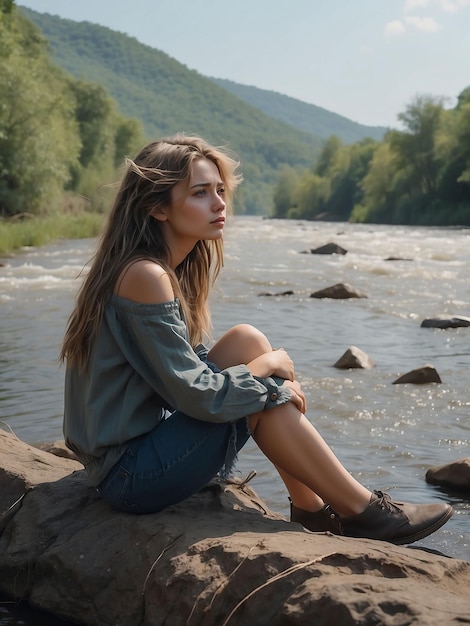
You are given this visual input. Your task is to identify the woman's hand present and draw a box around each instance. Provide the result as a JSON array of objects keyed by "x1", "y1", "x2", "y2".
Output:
[
  {"x1": 247, "y1": 348, "x2": 295, "y2": 381},
  {"x1": 268, "y1": 348, "x2": 295, "y2": 381},
  {"x1": 282, "y1": 379, "x2": 307, "y2": 414}
]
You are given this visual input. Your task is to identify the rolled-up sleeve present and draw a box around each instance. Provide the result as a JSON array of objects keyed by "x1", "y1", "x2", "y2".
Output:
[{"x1": 107, "y1": 296, "x2": 292, "y2": 423}]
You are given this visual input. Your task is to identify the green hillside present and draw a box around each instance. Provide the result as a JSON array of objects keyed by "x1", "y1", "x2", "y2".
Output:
[
  {"x1": 20, "y1": 7, "x2": 325, "y2": 214},
  {"x1": 211, "y1": 78, "x2": 388, "y2": 144}
]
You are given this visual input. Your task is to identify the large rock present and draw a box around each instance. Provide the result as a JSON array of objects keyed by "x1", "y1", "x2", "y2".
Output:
[
  {"x1": 1, "y1": 430, "x2": 470, "y2": 625},
  {"x1": 310, "y1": 282, "x2": 368, "y2": 299},
  {"x1": 426, "y1": 458, "x2": 470, "y2": 491}
]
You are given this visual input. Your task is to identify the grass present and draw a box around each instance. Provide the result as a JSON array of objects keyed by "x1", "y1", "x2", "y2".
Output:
[{"x1": 0, "y1": 212, "x2": 104, "y2": 255}]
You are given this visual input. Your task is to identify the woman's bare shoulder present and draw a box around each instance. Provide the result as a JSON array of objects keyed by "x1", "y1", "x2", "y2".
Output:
[{"x1": 115, "y1": 259, "x2": 174, "y2": 304}]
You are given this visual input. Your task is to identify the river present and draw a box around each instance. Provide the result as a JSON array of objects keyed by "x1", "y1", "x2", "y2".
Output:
[{"x1": 1, "y1": 217, "x2": 469, "y2": 623}]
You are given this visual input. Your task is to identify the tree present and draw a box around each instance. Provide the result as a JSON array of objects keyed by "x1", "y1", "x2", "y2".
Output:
[
  {"x1": 0, "y1": 7, "x2": 79, "y2": 216},
  {"x1": 351, "y1": 141, "x2": 398, "y2": 223},
  {"x1": 315, "y1": 136, "x2": 343, "y2": 177},
  {"x1": 272, "y1": 167, "x2": 299, "y2": 218},
  {"x1": 113, "y1": 118, "x2": 144, "y2": 167},
  {"x1": 435, "y1": 96, "x2": 470, "y2": 212},
  {"x1": 67, "y1": 80, "x2": 144, "y2": 207},
  {"x1": 389, "y1": 95, "x2": 444, "y2": 197},
  {"x1": 294, "y1": 172, "x2": 330, "y2": 219}
]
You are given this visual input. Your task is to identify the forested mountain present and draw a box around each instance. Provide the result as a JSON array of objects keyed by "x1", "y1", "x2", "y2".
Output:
[
  {"x1": 211, "y1": 78, "x2": 387, "y2": 144},
  {"x1": 21, "y1": 7, "x2": 327, "y2": 214}
]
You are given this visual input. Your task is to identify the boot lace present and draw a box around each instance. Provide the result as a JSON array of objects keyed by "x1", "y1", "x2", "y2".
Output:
[{"x1": 373, "y1": 490, "x2": 401, "y2": 513}]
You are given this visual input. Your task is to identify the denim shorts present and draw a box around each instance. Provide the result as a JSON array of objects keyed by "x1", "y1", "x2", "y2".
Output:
[{"x1": 97, "y1": 351, "x2": 252, "y2": 514}]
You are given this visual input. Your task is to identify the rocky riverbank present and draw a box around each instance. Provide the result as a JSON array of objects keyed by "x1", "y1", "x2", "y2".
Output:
[{"x1": 1, "y1": 429, "x2": 469, "y2": 626}]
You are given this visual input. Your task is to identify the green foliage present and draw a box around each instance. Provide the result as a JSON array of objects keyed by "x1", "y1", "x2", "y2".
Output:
[
  {"x1": 351, "y1": 142, "x2": 397, "y2": 223},
  {"x1": 274, "y1": 136, "x2": 377, "y2": 221},
  {"x1": 295, "y1": 172, "x2": 330, "y2": 219},
  {"x1": 276, "y1": 92, "x2": 470, "y2": 226},
  {"x1": 0, "y1": 3, "x2": 144, "y2": 223},
  {"x1": 389, "y1": 95, "x2": 444, "y2": 197},
  {"x1": 0, "y1": 8, "x2": 80, "y2": 216},
  {"x1": 272, "y1": 167, "x2": 300, "y2": 218},
  {"x1": 66, "y1": 79, "x2": 144, "y2": 208},
  {"x1": 21, "y1": 6, "x2": 323, "y2": 215},
  {"x1": 0, "y1": 211, "x2": 103, "y2": 254}
]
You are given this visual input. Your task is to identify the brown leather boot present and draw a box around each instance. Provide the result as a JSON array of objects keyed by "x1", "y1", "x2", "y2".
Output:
[
  {"x1": 339, "y1": 490, "x2": 454, "y2": 545},
  {"x1": 290, "y1": 499, "x2": 342, "y2": 534}
]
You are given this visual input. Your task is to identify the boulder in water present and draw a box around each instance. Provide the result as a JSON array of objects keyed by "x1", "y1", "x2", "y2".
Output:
[
  {"x1": 334, "y1": 346, "x2": 375, "y2": 369},
  {"x1": 310, "y1": 283, "x2": 367, "y2": 299},
  {"x1": 258, "y1": 290, "x2": 294, "y2": 297},
  {"x1": 310, "y1": 242, "x2": 348, "y2": 255},
  {"x1": 392, "y1": 365, "x2": 442, "y2": 385},
  {"x1": 421, "y1": 316, "x2": 470, "y2": 329},
  {"x1": 426, "y1": 458, "x2": 470, "y2": 491}
]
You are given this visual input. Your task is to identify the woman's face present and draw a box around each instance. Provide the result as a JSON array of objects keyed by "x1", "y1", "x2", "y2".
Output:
[{"x1": 155, "y1": 158, "x2": 226, "y2": 252}]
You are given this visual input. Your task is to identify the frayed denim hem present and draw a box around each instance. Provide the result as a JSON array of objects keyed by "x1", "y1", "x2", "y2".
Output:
[{"x1": 219, "y1": 416, "x2": 252, "y2": 480}]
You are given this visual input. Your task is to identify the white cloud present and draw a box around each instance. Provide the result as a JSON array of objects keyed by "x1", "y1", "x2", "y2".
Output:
[
  {"x1": 385, "y1": 0, "x2": 469, "y2": 42},
  {"x1": 385, "y1": 19, "x2": 407, "y2": 37},
  {"x1": 405, "y1": 15, "x2": 441, "y2": 30}
]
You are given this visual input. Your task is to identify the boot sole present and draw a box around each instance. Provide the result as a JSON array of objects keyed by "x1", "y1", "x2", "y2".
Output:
[{"x1": 390, "y1": 505, "x2": 454, "y2": 545}]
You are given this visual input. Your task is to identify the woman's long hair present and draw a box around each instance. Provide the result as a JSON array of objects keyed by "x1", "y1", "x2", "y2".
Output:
[{"x1": 60, "y1": 134, "x2": 242, "y2": 370}]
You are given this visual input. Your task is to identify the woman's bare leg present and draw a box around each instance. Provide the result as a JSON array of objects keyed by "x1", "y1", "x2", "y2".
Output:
[
  {"x1": 276, "y1": 466, "x2": 325, "y2": 512},
  {"x1": 248, "y1": 404, "x2": 371, "y2": 517},
  {"x1": 208, "y1": 324, "x2": 370, "y2": 515}
]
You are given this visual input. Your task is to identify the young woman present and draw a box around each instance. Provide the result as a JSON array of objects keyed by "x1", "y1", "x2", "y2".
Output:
[{"x1": 61, "y1": 134, "x2": 453, "y2": 544}]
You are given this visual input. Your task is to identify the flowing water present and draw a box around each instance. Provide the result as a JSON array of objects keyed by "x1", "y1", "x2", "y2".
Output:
[{"x1": 1, "y1": 217, "x2": 469, "y2": 623}]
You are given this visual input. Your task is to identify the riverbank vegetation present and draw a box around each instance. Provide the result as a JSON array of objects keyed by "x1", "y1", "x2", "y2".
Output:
[
  {"x1": 0, "y1": 211, "x2": 103, "y2": 255},
  {"x1": 0, "y1": 0, "x2": 141, "y2": 252},
  {"x1": 272, "y1": 92, "x2": 470, "y2": 225}
]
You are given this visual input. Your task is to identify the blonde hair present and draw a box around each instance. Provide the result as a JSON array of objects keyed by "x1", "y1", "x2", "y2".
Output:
[{"x1": 61, "y1": 134, "x2": 242, "y2": 370}]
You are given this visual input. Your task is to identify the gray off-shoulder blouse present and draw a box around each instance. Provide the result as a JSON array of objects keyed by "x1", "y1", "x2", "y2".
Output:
[{"x1": 64, "y1": 296, "x2": 292, "y2": 485}]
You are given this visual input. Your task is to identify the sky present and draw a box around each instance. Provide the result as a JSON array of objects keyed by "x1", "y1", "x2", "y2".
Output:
[{"x1": 17, "y1": 0, "x2": 470, "y2": 128}]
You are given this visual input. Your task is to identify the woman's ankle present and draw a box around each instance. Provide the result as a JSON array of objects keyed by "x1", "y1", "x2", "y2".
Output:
[
  {"x1": 288, "y1": 496, "x2": 325, "y2": 513},
  {"x1": 336, "y1": 491, "x2": 372, "y2": 517}
]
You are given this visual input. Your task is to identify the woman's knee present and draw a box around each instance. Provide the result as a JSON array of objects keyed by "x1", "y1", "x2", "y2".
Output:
[
  {"x1": 234, "y1": 324, "x2": 271, "y2": 353},
  {"x1": 209, "y1": 324, "x2": 272, "y2": 368}
]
